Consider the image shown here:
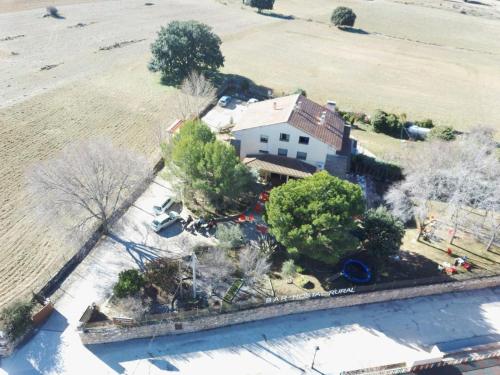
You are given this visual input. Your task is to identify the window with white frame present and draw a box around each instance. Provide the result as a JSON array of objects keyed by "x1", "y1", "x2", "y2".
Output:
[{"x1": 260, "y1": 135, "x2": 269, "y2": 143}]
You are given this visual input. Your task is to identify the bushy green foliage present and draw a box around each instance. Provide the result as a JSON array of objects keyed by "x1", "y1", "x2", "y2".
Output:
[
  {"x1": 165, "y1": 120, "x2": 254, "y2": 211},
  {"x1": 281, "y1": 259, "x2": 297, "y2": 279},
  {"x1": 371, "y1": 110, "x2": 404, "y2": 136},
  {"x1": 331, "y1": 7, "x2": 357, "y2": 28},
  {"x1": 414, "y1": 119, "x2": 435, "y2": 129},
  {"x1": 429, "y1": 125, "x2": 456, "y2": 141},
  {"x1": 149, "y1": 21, "x2": 224, "y2": 85},
  {"x1": 216, "y1": 223, "x2": 245, "y2": 249},
  {"x1": 250, "y1": 0, "x2": 275, "y2": 13},
  {"x1": 113, "y1": 269, "x2": 145, "y2": 298},
  {"x1": 360, "y1": 207, "x2": 405, "y2": 258},
  {"x1": 0, "y1": 301, "x2": 33, "y2": 341},
  {"x1": 351, "y1": 154, "x2": 403, "y2": 182},
  {"x1": 266, "y1": 171, "x2": 364, "y2": 264}
]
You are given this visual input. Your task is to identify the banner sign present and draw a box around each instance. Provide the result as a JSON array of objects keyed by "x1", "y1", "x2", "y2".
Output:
[{"x1": 265, "y1": 287, "x2": 355, "y2": 304}]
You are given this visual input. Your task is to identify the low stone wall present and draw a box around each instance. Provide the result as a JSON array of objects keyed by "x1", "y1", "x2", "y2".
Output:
[{"x1": 79, "y1": 275, "x2": 500, "y2": 345}]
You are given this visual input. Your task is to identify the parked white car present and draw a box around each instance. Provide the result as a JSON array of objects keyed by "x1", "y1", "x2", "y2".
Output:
[
  {"x1": 150, "y1": 211, "x2": 180, "y2": 233},
  {"x1": 153, "y1": 196, "x2": 176, "y2": 215},
  {"x1": 218, "y1": 96, "x2": 231, "y2": 107}
]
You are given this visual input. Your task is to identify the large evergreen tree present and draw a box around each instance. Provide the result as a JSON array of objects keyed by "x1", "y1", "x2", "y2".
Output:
[
  {"x1": 164, "y1": 121, "x2": 254, "y2": 211},
  {"x1": 266, "y1": 171, "x2": 364, "y2": 264},
  {"x1": 360, "y1": 207, "x2": 405, "y2": 258},
  {"x1": 149, "y1": 21, "x2": 224, "y2": 85}
]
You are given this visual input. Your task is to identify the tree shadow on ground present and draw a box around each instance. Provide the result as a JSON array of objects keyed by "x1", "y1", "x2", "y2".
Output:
[
  {"x1": 212, "y1": 73, "x2": 273, "y2": 100},
  {"x1": 464, "y1": 0, "x2": 491, "y2": 6},
  {"x1": 86, "y1": 286, "x2": 500, "y2": 373},
  {"x1": 290, "y1": 249, "x2": 452, "y2": 292},
  {"x1": 342, "y1": 27, "x2": 370, "y2": 35},
  {"x1": 108, "y1": 233, "x2": 166, "y2": 270},
  {"x1": 259, "y1": 11, "x2": 295, "y2": 20}
]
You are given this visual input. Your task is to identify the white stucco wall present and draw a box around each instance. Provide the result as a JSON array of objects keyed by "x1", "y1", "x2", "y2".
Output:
[{"x1": 232, "y1": 122, "x2": 337, "y2": 169}]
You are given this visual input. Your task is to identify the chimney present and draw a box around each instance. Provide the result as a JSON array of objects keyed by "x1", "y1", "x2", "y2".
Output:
[
  {"x1": 319, "y1": 110, "x2": 327, "y2": 125},
  {"x1": 326, "y1": 100, "x2": 336, "y2": 112},
  {"x1": 295, "y1": 101, "x2": 302, "y2": 111}
]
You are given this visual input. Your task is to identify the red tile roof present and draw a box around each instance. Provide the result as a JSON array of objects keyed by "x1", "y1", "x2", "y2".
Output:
[
  {"x1": 289, "y1": 95, "x2": 345, "y2": 151},
  {"x1": 232, "y1": 94, "x2": 347, "y2": 152}
]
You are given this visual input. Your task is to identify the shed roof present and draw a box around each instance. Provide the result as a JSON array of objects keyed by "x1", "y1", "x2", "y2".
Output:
[{"x1": 243, "y1": 154, "x2": 317, "y2": 178}]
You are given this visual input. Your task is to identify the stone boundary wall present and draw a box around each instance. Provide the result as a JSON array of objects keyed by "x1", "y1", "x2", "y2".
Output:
[{"x1": 79, "y1": 275, "x2": 500, "y2": 345}]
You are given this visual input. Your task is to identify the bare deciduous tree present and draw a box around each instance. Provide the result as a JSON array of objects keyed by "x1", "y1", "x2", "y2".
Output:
[
  {"x1": 239, "y1": 246, "x2": 270, "y2": 286},
  {"x1": 173, "y1": 71, "x2": 217, "y2": 120},
  {"x1": 112, "y1": 295, "x2": 150, "y2": 321},
  {"x1": 27, "y1": 140, "x2": 151, "y2": 235},
  {"x1": 198, "y1": 247, "x2": 235, "y2": 287},
  {"x1": 385, "y1": 127, "x2": 500, "y2": 249}
]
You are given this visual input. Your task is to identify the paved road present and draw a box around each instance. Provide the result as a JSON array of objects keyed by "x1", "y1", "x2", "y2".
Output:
[
  {"x1": 0, "y1": 176, "x2": 499, "y2": 374},
  {"x1": 1, "y1": 286, "x2": 499, "y2": 374}
]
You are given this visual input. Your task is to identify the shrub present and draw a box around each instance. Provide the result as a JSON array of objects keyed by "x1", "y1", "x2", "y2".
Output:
[
  {"x1": 239, "y1": 246, "x2": 270, "y2": 285},
  {"x1": 46, "y1": 6, "x2": 60, "y2": 17},
  {"x1": 371, "y1": 110, "x2": 403, "y2": 136},
  {"x1": 430, "y1": 125, "x2": 456, "y2": 141},
  {"x1": 339, "y1": 110, "x2": 369, "y2": 125},
  {"x1": 216, "y1": 223, "x2": 245, "y2": 249},
  {"x1": 249, "y1": 0, "x2": 275, "y2": 13},
  {"x1": 113, "y1": 269, "x2": 145, "y2": 298},
  {"x1": 281, "y1": 259, "x2": 297, "y2": 280},
  {"x1": 351, "y1": 153, "x2": 403, "y2": 183},
  {"x1": 360, "y1": 207, "x2": 405, "y2": 258},
  {"x1": 414, "y1": 119, "x2": 434, "y2": 129},
  {"x1": 0, "y1": 301, "x2": 33, "y2": 341},
  {"x1": 331, "y1": 7, "x2": 356, "y2": 28},
  {"x1": 258, "y1": 235, "x2": 278, "y2": 256}
]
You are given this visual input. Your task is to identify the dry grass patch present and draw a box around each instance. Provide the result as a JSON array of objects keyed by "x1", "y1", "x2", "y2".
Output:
[
  {"x1": 0, "y1": 61, "x2": 176, "y2": 308},
  {"x1": 222, "y1": 0, "x2": 500, "y2": 133}
]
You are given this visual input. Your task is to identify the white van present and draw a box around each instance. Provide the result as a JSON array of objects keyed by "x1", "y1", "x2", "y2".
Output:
[{"x1": 153, "y1": 196, "x2": 176, "y2": 215}]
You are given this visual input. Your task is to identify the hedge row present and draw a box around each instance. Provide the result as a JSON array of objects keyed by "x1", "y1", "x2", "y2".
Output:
[{"x1": 351, "y1": 154, "x2": 403, "y2": 183}]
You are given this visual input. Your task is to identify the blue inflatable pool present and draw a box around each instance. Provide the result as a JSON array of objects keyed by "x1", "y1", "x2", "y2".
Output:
[{"x1": 342, "y1": 259, "x2": 372, "y2": 283}]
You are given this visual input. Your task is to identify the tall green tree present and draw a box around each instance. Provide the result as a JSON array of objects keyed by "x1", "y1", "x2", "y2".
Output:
[
  {"x1": 164, "y1": 121, "x2": 254, "y2": 211},
  {"x1": 249, "y1": 0, "x2": 275, "y2": 13},
  {"x1": 149, "y1": 21, "x2": 224, "y2": 85},
  {"x1": 331, "y1": 7, "x2": 357, "y2": 28},
  {"x1": 196, "y1": 141, "x2": 254, "y2": 208},
  {"x1": 266, "y1": 171, "x2": 364, "y2": 264},
  {"x1": 360, "y1": 207, "x2": 405, "y2": 258}
]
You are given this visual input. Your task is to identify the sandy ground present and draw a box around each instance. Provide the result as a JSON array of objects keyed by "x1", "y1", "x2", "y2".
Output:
[
  {"x1": 1, "y1": 0, "x2": 500, "y2": 309},
  {"x1": 0, "y1": 0, "x2": 272, "y2": 309}
]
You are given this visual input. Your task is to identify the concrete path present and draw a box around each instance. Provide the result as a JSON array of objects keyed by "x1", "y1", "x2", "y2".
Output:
[{"x1": 0, "y1": 176, "x2": 499, "y2": 374}]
